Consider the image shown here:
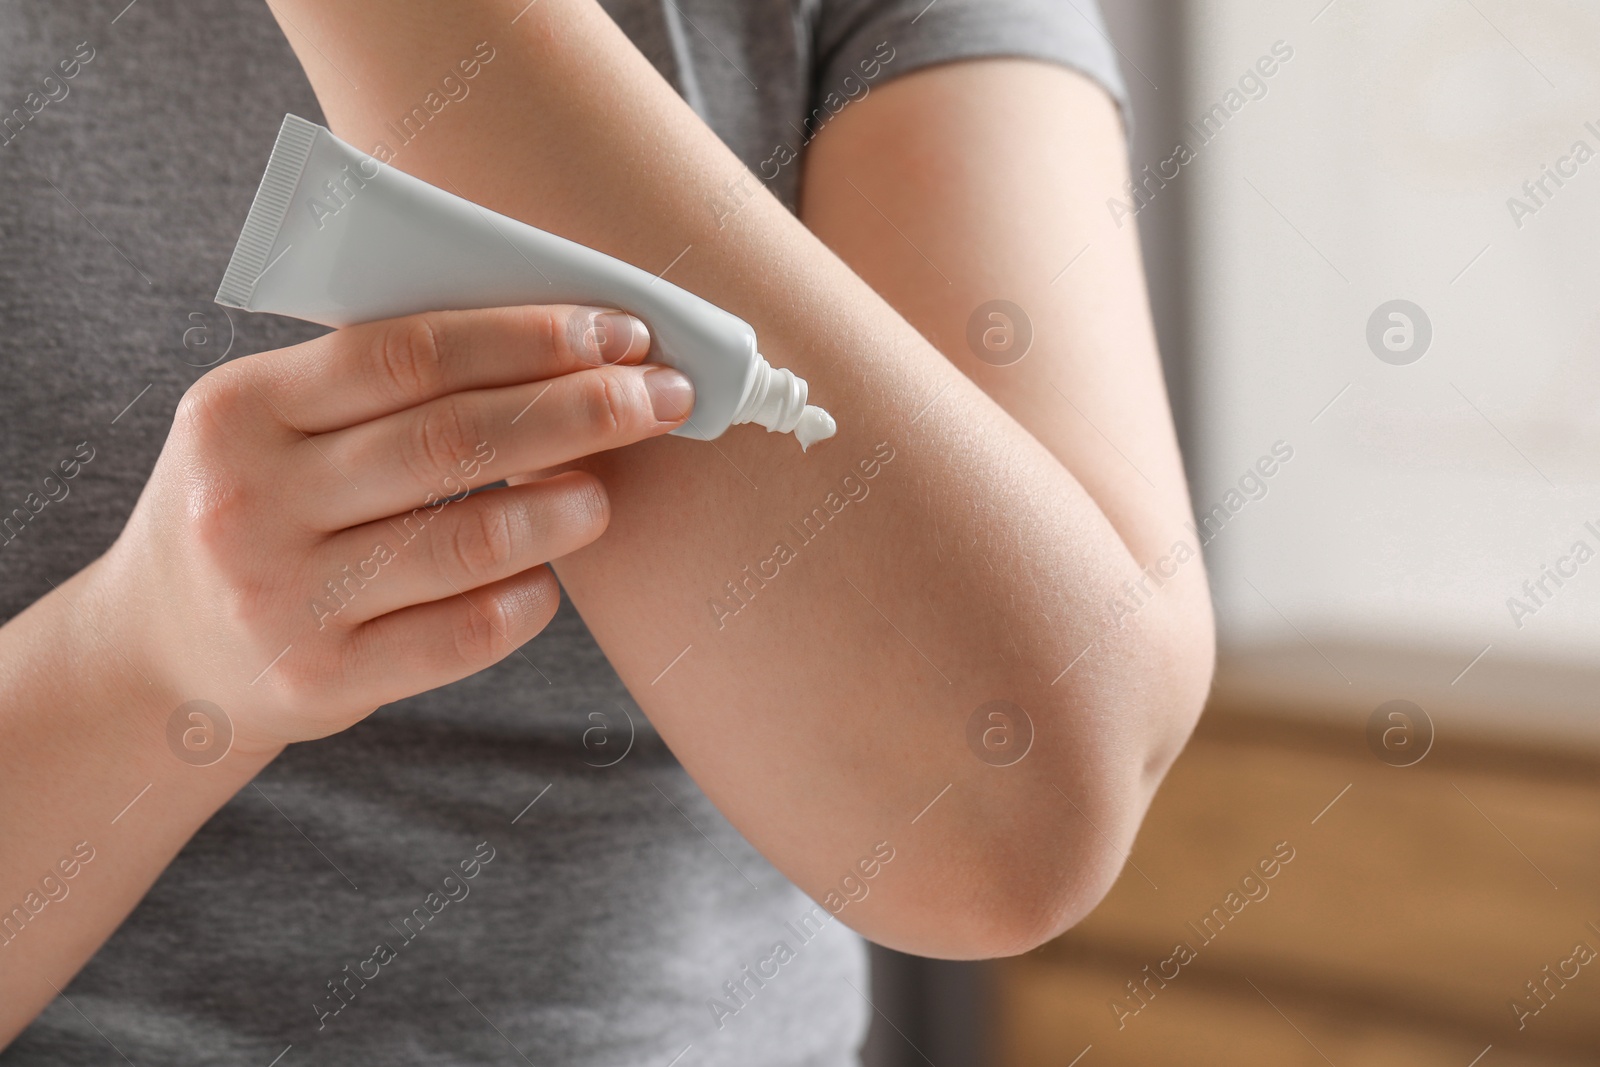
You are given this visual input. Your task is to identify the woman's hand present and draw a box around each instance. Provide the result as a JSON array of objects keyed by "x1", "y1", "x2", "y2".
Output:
[
  {"x1": 2, "y1": 301, "x2": 692, "y2": 1040},
  {"x1": 93, "y1": 303, "x2": 691, "y2": 752}
]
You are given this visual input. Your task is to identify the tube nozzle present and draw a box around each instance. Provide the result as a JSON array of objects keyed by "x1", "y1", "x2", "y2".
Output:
[{"x1": 731, "y1": 355, "x2": 837, "y2": 450}]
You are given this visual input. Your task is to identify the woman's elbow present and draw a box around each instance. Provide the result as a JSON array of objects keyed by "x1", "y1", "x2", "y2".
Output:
[
  {"x1": 855, "y1": 591, "x2": 1216, "y2": 961},
  {"x1": 961, "y1": 599, "x2": 1217, "y2": 957}
]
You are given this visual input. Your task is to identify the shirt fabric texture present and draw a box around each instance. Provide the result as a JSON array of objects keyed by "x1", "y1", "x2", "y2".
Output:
[{"x1": 0, "y1": 0, "x2": 1125, "y2": 1063}]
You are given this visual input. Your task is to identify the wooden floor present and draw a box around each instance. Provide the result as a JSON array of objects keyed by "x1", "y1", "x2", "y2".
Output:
[{"x1": 991, "y1": 704, "x2": 1600, "y2": 1066}]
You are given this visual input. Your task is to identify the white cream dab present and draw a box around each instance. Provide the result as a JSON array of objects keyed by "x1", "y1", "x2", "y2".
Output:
[{"x1": 793, "y1": 405, "x2": 837, "y2": 451}]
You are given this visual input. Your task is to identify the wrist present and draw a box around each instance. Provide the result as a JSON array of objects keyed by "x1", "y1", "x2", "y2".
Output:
[{"x1": 69, "y1": 553, "x2": 286, "y2": 776}]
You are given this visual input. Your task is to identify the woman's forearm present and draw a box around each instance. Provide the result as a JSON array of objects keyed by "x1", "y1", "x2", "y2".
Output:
[
  {"x1": 0, "y1": 562, "x2": 280, "y2": 1043},
  {"x1": 265, "y1": 0, "x2": 1209, "y2": 955}
]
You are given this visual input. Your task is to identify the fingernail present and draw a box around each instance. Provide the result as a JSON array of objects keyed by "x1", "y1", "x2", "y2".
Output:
[
  {"x1": 644, "y1": 366, "x2": 695, "y2": 423},
  {"x1": 584, "y1": 310, "x2": 649, "y2": 365}
]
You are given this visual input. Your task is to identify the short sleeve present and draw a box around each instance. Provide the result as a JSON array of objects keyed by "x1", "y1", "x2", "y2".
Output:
[{"x1": 812, "y1": 0, "x2": 1131, "y2": 131}]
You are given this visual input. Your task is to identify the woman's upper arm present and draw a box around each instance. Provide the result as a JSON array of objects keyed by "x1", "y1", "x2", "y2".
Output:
[{"x1": 799, "y1": 58, "x2": 1199, "y2": 569}]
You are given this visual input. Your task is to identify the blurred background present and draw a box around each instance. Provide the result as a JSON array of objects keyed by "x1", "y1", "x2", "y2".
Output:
[{"x1": 865, "y1": 0, "x2": 1600, "y2": 1063}]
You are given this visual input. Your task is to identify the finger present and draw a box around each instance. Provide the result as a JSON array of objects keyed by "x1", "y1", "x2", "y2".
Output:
[
  {"x1": 305, "y1": 362, "x2": 694, "y2": 530},
  {"x1": 342, "y1": 565, "x2": 563, "y2": 708},
  {"x1": 246, "y1": 304, "x2": 652, "y2": 435},
  {"x1": 308, "y1": 472, "x2": 608, "y2": 628}
]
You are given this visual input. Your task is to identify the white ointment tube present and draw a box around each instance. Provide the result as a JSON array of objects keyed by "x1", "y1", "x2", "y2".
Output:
[{"x1": 216, "y1": 114, "x2": 836, "y2": 448}]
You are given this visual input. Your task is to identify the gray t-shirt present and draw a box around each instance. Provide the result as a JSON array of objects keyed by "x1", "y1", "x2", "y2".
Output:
[{"x1": 0, "y1": 1, "x2": 1124, "y2": 1063}]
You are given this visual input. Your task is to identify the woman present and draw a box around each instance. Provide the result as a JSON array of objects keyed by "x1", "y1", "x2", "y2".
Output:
[{"x1": 0, "y1": 0, "x2": 1212, "y2": 1062}]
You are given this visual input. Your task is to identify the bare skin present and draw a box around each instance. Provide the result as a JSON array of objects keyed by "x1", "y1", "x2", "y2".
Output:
[
  {"x1": 0, "y1": 0, "x2": 1214, "y2": 1043},
  {"x1": 0, "y1": 306, "x2": 683, "y2": 1039}
]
